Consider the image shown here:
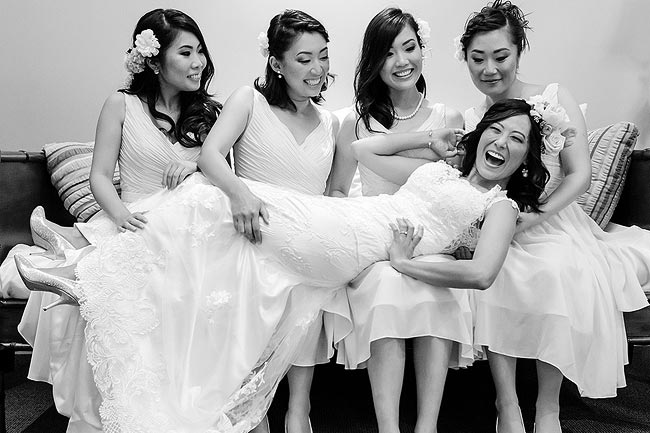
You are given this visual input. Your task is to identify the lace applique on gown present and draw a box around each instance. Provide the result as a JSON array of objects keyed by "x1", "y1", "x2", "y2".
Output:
[{"x1": 467, "y1": 83, "x2": 650, "y2": 397}]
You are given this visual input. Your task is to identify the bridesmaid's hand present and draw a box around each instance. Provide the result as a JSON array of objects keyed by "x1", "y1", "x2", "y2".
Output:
[
  {"x1": 515, "y1": 211, "x2": 544, "y2": 233},
  {"x1": 388, "y1": 218, "x2": 423, "y2": 268},
  {"x1": 230, "y1": 189, "x2": 269, "y2": 244},
  {"x1": 162, "y1": 161, "x2": 198, "y2": 189}
]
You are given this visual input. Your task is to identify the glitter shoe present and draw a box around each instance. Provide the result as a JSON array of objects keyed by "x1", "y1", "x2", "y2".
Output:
[
  {"x1": 14, "y1": 254, "x2": 79, "y2": 310},
  {"x1": 30, "y1": 206, "x2": 74, "y2": 260}
]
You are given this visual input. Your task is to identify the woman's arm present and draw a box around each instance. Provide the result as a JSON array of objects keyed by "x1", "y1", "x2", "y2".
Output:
[
  {"x1": 326, "y1": 111, "x2": 359, "y2": 197},
  {"x1": 90, "y1": 92, "x2": 147, "y2": 231},
  {"x1": 198, "y1": 86, "x2": 269, "y2": 244},
  {"x1": 388, "y1": 201, "x2": 518, "y2": 289},
  {"x1": 352, "y1": 128, "x2": 464, "y2": 185},
  {"x1": 516, "y1": 85, "x2": 591, "y2": 232}
]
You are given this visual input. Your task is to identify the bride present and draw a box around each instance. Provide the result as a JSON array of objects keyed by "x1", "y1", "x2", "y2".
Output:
[{"x1": 18, "y1": 99, "x2": 549, "y2": 432}]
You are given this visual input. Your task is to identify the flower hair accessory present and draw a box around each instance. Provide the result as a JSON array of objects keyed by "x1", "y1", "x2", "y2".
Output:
[
  {"x1": 526, "y1": 95, "x2": 571, "y2": 156},
  {"x1": 124, "y1": 29, "x2": 160, "y2": 86},
  {"x1": 257, "y1": 31, "x2": 269, "y2": 57},
  {"x1": 453, "y1": 35, "x2": 465, "y2": 62},
  {"x1": 415, "y1": 18, "x2": 431, "y2": 47}
]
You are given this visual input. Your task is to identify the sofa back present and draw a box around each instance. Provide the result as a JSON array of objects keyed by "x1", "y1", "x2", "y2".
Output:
[
  {"x1": 612, "y1": 149, "x2": 650, "y2": 230},
  {"x1": 0, "y1": 151, "x2": 75, "y2": 262}
]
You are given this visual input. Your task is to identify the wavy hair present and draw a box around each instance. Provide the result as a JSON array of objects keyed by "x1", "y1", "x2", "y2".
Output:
[
  {"x1": 254, "y1": 9, "x2": 332, "y2": 111},
  {"x1": 459, "y1": 98, "x2": 548, "y2": 212},
  {"x1": 355, "y1": 7, "x2": 426, "y2": 135},
  {"x1": 458, "y1": 0, "x2": 531, "y2": 61},
  {"x1": 121, "y1": 9, "x2": 221, "y2": 148}
]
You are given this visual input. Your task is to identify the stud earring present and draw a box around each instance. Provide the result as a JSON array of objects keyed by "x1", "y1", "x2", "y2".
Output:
[
  {"x1": 152, "y1": 68, "x2": 159, "y2": 75},
  {"x1": 521, "y1": 166, "x2": 529, "y2": 178}
]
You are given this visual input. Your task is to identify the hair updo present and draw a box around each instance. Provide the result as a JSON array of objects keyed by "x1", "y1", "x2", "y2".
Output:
[
  {"x1": 458, "y1": 0, "x2": 531, "y2": 61},
  {"x1": 254, "y1": 9, "x2": 331, "y2": 111}
]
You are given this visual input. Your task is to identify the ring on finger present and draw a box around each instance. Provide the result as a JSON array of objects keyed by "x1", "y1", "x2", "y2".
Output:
[{"x1": 399, "y1": 231, "x2": 408, "y2": 236}]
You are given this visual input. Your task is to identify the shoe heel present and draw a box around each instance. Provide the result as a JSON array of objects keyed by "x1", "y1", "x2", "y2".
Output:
[
  {"x1": 30, "y1": 206, "x2": 74, "y2": 260},
  {"x1": 14, "y1": 254, "x2": 79, "y2": 310}
]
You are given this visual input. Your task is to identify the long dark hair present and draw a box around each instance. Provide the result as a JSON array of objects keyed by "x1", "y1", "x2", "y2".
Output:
[
  {"x1": 254, "y1": 9, "x2": 332, "y2": 111},
  {"x1": 458, "y1": 0, "x2": 531, "y2": 61},
  {"x1": 355, "y1": 7, "x2": 427, "y2": 135},
  {"x1": 121, "y1": 8, "x2": 221, "y2": 148},
  {"x1": 459, "y1": 98, "x2": 548, "y2": 212}
]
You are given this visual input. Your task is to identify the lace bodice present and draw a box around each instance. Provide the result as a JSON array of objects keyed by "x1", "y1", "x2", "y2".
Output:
[
  {"x1": 233, "y1": 89, "x2": 335, "y2": 195},
  {"x1": 172, "y1": 161, "x2": 513, "y2": 286},
  {"x1": 119, "y1": 94, "x2": 201, "y2": 202},
  {"x1": 356, "y1": 104, "x2": 448, "y2": 196},
  {"x1": 464, "y1": 84, "x2": 563, "y2": 196}
]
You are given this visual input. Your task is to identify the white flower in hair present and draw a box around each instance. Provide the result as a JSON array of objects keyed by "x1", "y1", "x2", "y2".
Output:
[
  {"x1": 123, "y1": 29, "x2": 161, "y2": 86},
  {"x1": 134, "y1": 29, "x2": 160, "y2": 57},
  {"x1": 453, "y1": 35, "x2": 465, "y2": 62},
  {"x1": 527, "y1": 95, "x2": 571, "y2": 157},
  {"x1": 257, "y1": 31, "x2": 270, "y2": 57},
  {"x1": 415, "y1": 18, "x2": 430, "y2": 47}
]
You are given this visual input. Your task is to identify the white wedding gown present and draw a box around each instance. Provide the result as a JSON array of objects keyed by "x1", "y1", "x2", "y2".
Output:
[{"x1": 73, "y1": 161, "x2": 514, "y2": 433}]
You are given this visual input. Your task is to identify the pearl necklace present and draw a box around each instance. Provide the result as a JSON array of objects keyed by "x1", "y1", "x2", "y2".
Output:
[{"x1": 393, "y1": 92, "x2": 425, "y2": 121}]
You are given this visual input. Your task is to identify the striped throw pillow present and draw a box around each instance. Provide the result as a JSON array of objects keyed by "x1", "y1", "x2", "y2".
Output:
[
  {"x1": 43, "y1": 142, "x2": 121, "y2": 222},
  {"x1": 577, "y1": 122, "x2": 638, "y2": 229}
]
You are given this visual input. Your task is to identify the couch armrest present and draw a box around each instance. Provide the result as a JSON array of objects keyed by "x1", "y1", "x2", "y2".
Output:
[{"x1": 611, "y1": 149, "x2": 650, "y2": 230}]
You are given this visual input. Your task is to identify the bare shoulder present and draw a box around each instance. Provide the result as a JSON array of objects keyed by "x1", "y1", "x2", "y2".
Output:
[{"x1": 100, "y1": 92, "x2": 126, "y2": 122}]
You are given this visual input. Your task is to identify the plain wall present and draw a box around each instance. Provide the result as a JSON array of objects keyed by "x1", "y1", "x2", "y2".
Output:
[{"x1": 1, "y1": 0, "x2": 649, "y2": 151}]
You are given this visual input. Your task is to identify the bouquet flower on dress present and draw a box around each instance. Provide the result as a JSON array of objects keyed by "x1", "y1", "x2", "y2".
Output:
[
  {"x1": 124, "y1": 29, "x2": 161, "y2": 87},
  {"x1": 527, "y1": 95, "x2": 571, "y2": 156}
]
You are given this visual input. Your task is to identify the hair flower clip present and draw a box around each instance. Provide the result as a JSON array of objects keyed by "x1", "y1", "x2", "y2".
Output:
[
  {"x1": 453, "y1": 35, "x2": 465, "y2": 62},
  {"x1": 124, "y1": 29, "x2": 160, "y2": 86},
  {"x1": 415, "y1": 18, "x2": 431, "y2": 47},
  {"x1": 257, "y1": 31, "x2": 270, "y2": 57},
  {"x1": 526, "y1": 95, "x2": 571, "y2": 156}
]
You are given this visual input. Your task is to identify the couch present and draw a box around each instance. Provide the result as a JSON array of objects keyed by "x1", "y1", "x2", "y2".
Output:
[{"x1": 1, "y1": 127, "x2": 650, "y2": 430}]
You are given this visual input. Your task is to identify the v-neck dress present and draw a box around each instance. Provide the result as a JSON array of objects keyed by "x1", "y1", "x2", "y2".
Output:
[
  {"x1": 18, "y1": 92, "x2": 203, "y2": 433},
  {"x1": 232, "y1": 89, "x2": 343, "y2": 366}
]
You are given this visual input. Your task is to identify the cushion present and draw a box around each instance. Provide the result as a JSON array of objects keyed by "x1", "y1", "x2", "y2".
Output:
[
  {"x1": 577, "y1": 122, "x2": 638, "y2": 229},
  {"x1": 43, "y1": 142, "x2": 120, "y2": 222}
]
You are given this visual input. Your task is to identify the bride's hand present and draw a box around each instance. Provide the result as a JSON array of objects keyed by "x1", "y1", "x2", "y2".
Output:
[
  {"x1": 229, "y1": 189, "x2": 270, "y2": 244},
  {"x1": 427, "y1": 128, "x2": 466, "y2": 159},
  {"x1": 388, "y1": 218, "x2": 423, "y2": 269}
]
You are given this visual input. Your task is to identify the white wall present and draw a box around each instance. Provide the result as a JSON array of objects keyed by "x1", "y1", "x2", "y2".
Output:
[{"x1": 2, "y1": 0, "x2": 649, "y2": 151}]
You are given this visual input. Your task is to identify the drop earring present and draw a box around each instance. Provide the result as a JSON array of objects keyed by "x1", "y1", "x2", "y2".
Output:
[
  {"x1": 277, "y1": 73, "x2": 282, "y2": 79},
  {"x1": 521, "y1": 166, "x2": 529, "y2": 178}
]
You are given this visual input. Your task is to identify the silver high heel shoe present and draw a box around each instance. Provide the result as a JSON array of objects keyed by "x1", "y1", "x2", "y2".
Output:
[
  {"x1": 30, "y1": 206, "x2": 74, "y2": 260},
  {"x1": 14, "y1": 254, "x2": 80, "y2": 311}
]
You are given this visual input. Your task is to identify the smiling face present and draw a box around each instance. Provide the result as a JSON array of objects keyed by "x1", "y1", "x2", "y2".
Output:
[
  {"x1": 475, "y1": 114, "x2": 530, "y2": 185},
  {"x1": 271, "y1": 32, "x2": 329, "y2": 102},
  {"x1": 155, "y1": 30, "x2": 206, "y2": 93},
  {"x1": 466, "y1": 27, "x2": 519, "y2": 100},
  {"x1": 379, "y1": 25, "x2": 423, "y2": 94}
]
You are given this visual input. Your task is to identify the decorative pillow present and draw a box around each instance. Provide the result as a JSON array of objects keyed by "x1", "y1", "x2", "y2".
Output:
[
  {"x1": 43, "y1": 142, "x2": 121, "y2": 222},
  {"x1": 577, "y1": 122, "x2": 638, "y2": 229}
]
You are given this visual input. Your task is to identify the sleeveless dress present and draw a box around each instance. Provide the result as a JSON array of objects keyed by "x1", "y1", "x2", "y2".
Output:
[
  {"x1": 466, "y1": 83, "x2": 650, "y2": 398},
  {"x1": 18, "y1": 93, "x2": 201, "y2": 433},
  {"x1": 233, "y1": 89, "x2": 341, "y2": 366},
  {"x1": 73, "y1": 161, "x2": 516, "y2": 433},
  {"x1": 335, "y1": 105, "x2": 475, "y2": 370}
]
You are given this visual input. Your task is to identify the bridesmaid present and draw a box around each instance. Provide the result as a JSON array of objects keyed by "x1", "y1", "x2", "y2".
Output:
[
  {"x1": 19, "y1": 8, "x2": 222, "y2": 432},
  {"x1": 328, "y1": 8, "x2": 468, "y2": 433},
  {"x1": 457, "y1": 1, "x2": 650, "y2": 432}
]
